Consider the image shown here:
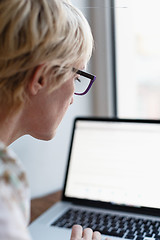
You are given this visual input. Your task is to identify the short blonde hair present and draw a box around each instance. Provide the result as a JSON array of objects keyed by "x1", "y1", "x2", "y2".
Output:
[{"x1": 0, "y1": 0, "x2": 93, "y2": 115}]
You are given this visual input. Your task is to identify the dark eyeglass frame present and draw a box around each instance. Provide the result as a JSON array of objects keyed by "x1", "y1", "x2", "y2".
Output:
[{"x1": 73, "y1": 68, "x2": 96, "y2": 96}]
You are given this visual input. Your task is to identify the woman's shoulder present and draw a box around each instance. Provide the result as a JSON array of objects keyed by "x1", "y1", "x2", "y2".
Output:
[
  {"x1": 0, "y1": 141, "x2": 28, "y2": 186},
  {"x1": 0, "y1": 141, "x2": 30, "y2": 225}
]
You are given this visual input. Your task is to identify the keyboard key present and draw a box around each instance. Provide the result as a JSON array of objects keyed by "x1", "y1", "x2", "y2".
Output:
[
  {"x1": 145, "y1": 233, "x2": 154, "y2": 237},
  {"x1": 101, "y1": 228, "x2": 124, "y2": 237},
  {"x1": 124, "y1": 235, "x2": 135, "y2": 239},
  {"x1": 135, "y1": 237, "x2": 143, "y2": 240},
  {"x1": 154, "y1": 235, "x2": 160, "y2": 239}
]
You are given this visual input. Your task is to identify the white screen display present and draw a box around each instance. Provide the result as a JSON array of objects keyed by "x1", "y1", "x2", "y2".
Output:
[{"x1": 65, "y1": 120, "x2": 160, "y2": 209}]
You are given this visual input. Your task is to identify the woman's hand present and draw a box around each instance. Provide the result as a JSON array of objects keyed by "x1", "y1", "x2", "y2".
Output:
[{"x1": 70, "y1": 225, "x2": 101, "y2": 240}]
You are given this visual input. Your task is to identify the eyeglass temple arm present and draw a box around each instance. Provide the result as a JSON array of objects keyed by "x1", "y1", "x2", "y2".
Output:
[{"x1": 76, "y1": 69, "x2": 96, "y2": 81}]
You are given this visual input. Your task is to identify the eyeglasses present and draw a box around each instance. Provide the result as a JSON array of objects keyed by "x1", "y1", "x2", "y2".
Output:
[{"x1": 73, "y1": 68, "x2": 96, "y2": 96}]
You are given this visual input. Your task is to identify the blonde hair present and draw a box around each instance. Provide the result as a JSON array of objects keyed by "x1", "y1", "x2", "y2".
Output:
[{"x1": 0, "y1": 0, "x2": 93, "y2": 115}]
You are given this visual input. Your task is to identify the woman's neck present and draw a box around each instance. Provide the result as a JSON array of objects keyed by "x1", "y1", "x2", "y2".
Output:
[{"x1": 0, "y1": 111, "x2": 25, "y2": 146}]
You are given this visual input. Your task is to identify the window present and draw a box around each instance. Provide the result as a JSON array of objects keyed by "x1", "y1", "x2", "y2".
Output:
[{"x1": 114, "y1": 0, "x2": 160, "y2": 118}]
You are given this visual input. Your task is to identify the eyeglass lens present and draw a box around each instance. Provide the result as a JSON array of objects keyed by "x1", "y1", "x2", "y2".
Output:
[{"x1": 74, "y1": 75, "x2": 91, "y2": 95}]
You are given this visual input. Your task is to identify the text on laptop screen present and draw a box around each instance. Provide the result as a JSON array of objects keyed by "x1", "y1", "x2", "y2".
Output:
[{"x1": 65, "y1": 120, "x2": 160, "y2": 209}]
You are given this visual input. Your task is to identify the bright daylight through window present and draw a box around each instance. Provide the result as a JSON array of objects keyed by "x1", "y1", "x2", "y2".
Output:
[{"x1": 115, "y1": 0, "x2": 160, "y2": 118}]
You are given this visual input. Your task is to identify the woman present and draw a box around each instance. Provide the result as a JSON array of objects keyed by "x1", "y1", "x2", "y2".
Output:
[{"x1": 0, "y1": 0, "x2": 102, "y2": 239}]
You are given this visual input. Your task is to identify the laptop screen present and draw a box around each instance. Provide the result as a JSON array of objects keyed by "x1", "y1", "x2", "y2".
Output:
[{"x1": 64, "y1": 118, "x2": 160, "y2": 210}]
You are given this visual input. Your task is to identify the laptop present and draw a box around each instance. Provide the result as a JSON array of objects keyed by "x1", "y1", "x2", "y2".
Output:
[{"x1": 29, "y1": 117, "x2": 160, "y2": 240}]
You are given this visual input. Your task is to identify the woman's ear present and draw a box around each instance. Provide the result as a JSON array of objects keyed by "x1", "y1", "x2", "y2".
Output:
[{"x1": 28, "y1": 65, "x2": 46, "y2": 95}]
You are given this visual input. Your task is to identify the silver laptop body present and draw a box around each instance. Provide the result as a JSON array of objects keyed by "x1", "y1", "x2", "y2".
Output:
[{"x1": 29, "y1": 117, "x2": 160, "y2": 240}]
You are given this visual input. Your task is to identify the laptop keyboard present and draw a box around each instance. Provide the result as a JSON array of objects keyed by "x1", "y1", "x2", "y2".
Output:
[{"x1": 51, "y1": 208, "x2": 160, "y2": 239}]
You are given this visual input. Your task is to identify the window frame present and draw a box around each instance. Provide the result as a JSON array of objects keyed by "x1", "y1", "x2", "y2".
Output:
[{"x1": 89, "y1": 0, "x2": 117, "y2": 117}]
